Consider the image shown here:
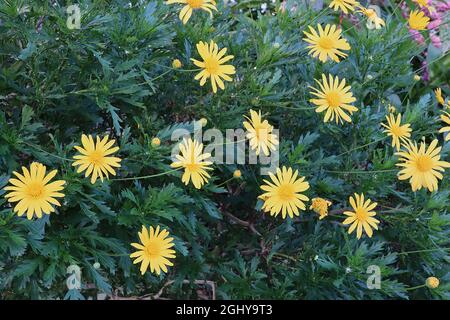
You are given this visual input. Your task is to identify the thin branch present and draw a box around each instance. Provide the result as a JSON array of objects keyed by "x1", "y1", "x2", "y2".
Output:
[
  {"x1": 150, "y1": 280, "x2": 216, "y2": 300},
  {"x1": 222, "y1": 210, "x2": 262, "y2": 236},
  {"x1": 105, "y1": 279, "x2": 216, "y2": 300}
]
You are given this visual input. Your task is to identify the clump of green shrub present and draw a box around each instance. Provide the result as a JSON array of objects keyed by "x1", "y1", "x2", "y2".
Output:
[{"x1": 0, "y1": 0, "x2": 449, "y2": 300}]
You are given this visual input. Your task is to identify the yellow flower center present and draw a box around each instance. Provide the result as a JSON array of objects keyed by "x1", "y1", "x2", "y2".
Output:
[
  {"x1": 26, "y1": 182, "x2": 45, "y2": 198},
  {"x1": 145, "y1": 241, "x2": 161, "y2": 257},
  {"x1": 204, "y1": 57, "x2": 220, "y2": 75},
  {"x1": 416, "y1": 155, "x2": 433, "y2": 172},
  {"x1": 355, "y1": 208, "x2": 368, "y2": 221},
  {"x1": 326, "y1": 91, "x2": 342, "y2": 108},
  {"x1": 255, "y1": 126, "x2": 270, "y2": 140},
  {"x1": 187, "y1": 0, "x2": 204, "y2": 8},
  {"x1": 88, "y1": 151, "x2": 104, "y2": 165},
  {"x1": 277, "y1": 184, "x2": 295, "y2": 201},
  {"x1": 319, "y1": 37, "x2": 334, "y2": 50},
  {"x1": 186, "y1": 162, "x2": 200, "y2": 172},
  {"x1": 409, "y1": 19, "x2": 418, "y2": 29},
  {"x1": 390, "y1": 125, "x2": 403, "y2": 137}
]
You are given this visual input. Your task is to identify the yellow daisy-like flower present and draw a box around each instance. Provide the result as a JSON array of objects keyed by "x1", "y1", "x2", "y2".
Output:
[
  {"x1": 359, "y1": 7, "x2": 385, "y2": 29},
  {"x1": 343, "y1": 193, "x2": 379, "y2": 239},
  {"x1": 3, "y1": 162, "x2": 65, "y2": 220},
  {"x1": 166, "y1": 0, "x2": 217, "y2": 24},
  {"x1": 303, "y1": 24, "x2": 351, "y2": 63},
  {"x1": 310, "y1": 197, "x2": 332, "y2": 220},
  {"x1": 243, "y1": 109, "x2": 279, "y2": 156},
  {"x1": 309, "y1": 74, "x2": 358, "y2": 124},
  {"x1": 130, "y1": 225, "x2": 176, "y2": 275},
  {"x1": 259, "y1": 166, "x2": 310, "y2": 219},
  {"x1": 329, "y1": 0, "x2": 359, "y2": 14},
  {"x1": 72, "y1": 134, "x2": 122, "y2": 184},
  {"x1": 170, "y1": 138, "x2": 213, "y2": 189},
  {"x1": 435, "y1": 88, "x2": 445, "y2": 105},
  {"x1": 381, "y1": 113, "x2": 412, "y2": 151},
  {"x1": 191, "y1": 40, "x2": 235, "y2": 93},
  {"x1": 396, "y1": 139, "x2": 450, "y2": 192},
  {"x1": 439, "y1": 111, "x2": 450, "y2": 141},
  {"x1": 415, "y1": 0, "x2": 435, "y2": 13},
  {"x1": 408, "y1": 10, "x2": 430, "y2": 31}
]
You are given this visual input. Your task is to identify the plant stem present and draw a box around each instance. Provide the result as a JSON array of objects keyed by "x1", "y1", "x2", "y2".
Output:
[
  {"x1": 398, "y1": 247, "x2": 450, "y2": 255},
  {"x1": 405, "y1": 284, "x2": 426, "y2": 291},
  {"x1": 322, "y1": 169, "x2": 398, "y2": 174},
  {"x1": 216, "y1": 177, "x2": 236, "y2": 187},
  {"x1": 22, "y1": 141, "x2": 74, "y2": 162},
  {"x1": 336, "y1": 137, "x2": 386, "y2": 157},
  {"x1": 111, "y1": 168, "x2": 181, "y2": 181}
]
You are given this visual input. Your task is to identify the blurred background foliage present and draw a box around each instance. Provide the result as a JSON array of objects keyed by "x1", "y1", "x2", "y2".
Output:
[{"x1": 0, "y1": 0, "x2": 449, "y2": 299}]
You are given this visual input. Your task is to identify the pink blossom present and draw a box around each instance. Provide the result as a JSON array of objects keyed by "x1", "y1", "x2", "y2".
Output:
[
  {"x1": 428, "y1": 18, "x2": 442, "y2": 29},
  {"x1": 431, "y1": 33, "x2": 442, "y2": 47},
  {"x1": 435, "y1": 1, "x2": 450, "y2": 12},
  {"x1": 409, "y1": 29, "x2": 425, "y2": 44},
  {"x1": 429, "y1": 10, "x2": 441, "y2": 19},
  {"x1": 400, "y1": 1, "x2": 409, "y2": 19}
]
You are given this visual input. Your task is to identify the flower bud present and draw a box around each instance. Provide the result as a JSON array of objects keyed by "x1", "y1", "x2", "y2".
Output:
[
  {"x1": 426, "y1": 276, "x2": 439, "y2": 289},
  {"x1": 388, "y1": 104, "x2": 397, "y2": 113},
  {"x1": 151, "y1": 137, "x2": 161, "y2": 147},
  {"x1": 172, "y1": 59, "x2": 182, "y2": 69},
  {"x1": 199, "y1": 118, "x2": 208, "y2": 127}
]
